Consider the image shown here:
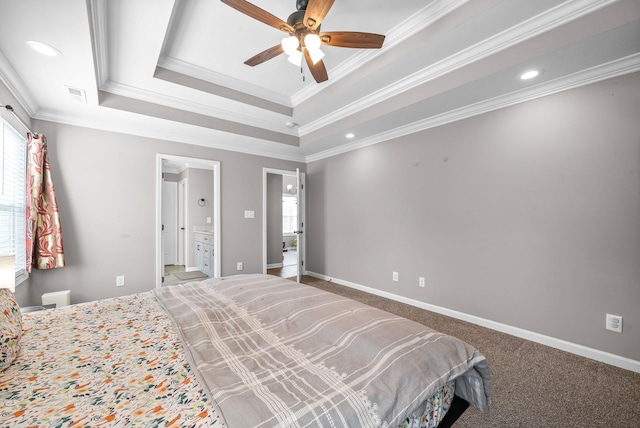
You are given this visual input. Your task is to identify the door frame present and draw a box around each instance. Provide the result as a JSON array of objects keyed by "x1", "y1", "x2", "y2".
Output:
[
  {"x1": 156, "y1": 154, "x2": 220, "y2": 288},
  {"x1": 262, "y1": 167, "x2": 306, "y2": 280}
]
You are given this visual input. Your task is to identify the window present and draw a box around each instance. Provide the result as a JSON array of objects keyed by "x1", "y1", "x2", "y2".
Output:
[
  {"x1": 282, "y1": 195, "x2": 297, "y2": 234},
  {"x1": 0, "y1": 117, "x2": 27, "y2": 283}
]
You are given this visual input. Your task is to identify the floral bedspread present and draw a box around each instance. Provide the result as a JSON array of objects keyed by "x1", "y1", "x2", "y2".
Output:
[
  {"x1": 401, "y1": 380, "x2": 455, "y2": 428},
  {"x1": 0, "y1": 292, "x2": 224, "y2": 427}
]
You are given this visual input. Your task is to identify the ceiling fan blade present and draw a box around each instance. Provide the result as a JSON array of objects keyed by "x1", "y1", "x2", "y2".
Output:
[
  {"x1": 244, "y1": 44, "x2": 284, "y2": 66},
  {"x1": 304, "y1": 48, "x2": 328, "y2": 83},
  {"x1": 221, "y1": 0, "x2": 293, "y2": 33},
  {"x1": 319, "y1": 32, "x2": 385, "y2": 49},
  {"x1": 303, "y1": 0, "x2": 335, "y2": 31}
]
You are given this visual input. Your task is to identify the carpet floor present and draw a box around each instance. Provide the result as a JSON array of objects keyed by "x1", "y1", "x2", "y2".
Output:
[{"x1": 299, "y1": 275, "x2": 640, "y2": 428}]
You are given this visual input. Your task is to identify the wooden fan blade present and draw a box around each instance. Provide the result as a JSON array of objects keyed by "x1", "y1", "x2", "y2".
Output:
[
  {"x1": 303, "y1": 0, "x2": 334, "y2": 31},
  {"x1": 304, "y1": 48, "x2": 328, "y2": 83},
  {"x1": 244, "y1": 44, "x2": 284, "y2": 66},
  {"x1": 319, "y1": 32, "x2": 385, "y2": 49},
  {"x1": 221, "y1": 0, "x2": 293, "y2": 33}
]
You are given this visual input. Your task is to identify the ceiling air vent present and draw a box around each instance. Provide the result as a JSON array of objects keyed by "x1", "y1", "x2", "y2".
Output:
[{"x1": 65, "y1": 86, "x2": 87, "y2": 103}]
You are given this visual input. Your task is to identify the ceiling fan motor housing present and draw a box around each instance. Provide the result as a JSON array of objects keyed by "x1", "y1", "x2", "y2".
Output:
[{"x1": 287, "y1": 10, "x2": 320, "y2": 47}]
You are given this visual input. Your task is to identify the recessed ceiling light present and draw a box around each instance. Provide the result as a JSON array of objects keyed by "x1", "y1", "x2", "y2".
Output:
[
  {"x1": 519, "y1": 69, "x2": 542, "y2": 80},
  {"x1": 26, "y1": 40, "x2": 62, "y2": 57},
  {"x1": 346, "y1": 133, "x2": 355, "y2": 139}
]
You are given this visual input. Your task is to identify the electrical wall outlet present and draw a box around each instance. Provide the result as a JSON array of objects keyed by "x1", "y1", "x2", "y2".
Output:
[
  {"x1": 419, "y1": 277, "x2": 426, "y2": 288},
  {"x1": 237, "y1": 262, "x2": 243, "y2": 271},
  {"x1": 116, "y1": 275, "x2": 125, "y2": 287},
  {"x1": 392, "y1": 271, "x2": 398, "y2": 282},
  {"x1": 606, "y1": 314, "x2": 622, "y2": 333}
]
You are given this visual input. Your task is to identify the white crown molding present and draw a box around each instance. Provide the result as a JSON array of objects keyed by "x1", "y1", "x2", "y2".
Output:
[
  {"x1": 87, "y1": 0, "x2": 618, "y2": 146},
  {"x1": 32, "y1": 108, "x2": 306, "y2": 163},
  {"x1": 90, "y1": 0, "x2": 291, "y2": 123},
  {"x1": 90, "y1": 0, "x2": 468, "y2": 116},
  {"x1": 299, "y1": 0, "x2": 619, "y2": 137},
  {"x1": 306, "y1": 271, "x2": 640, "y2": 373},
  {"x1": 89, "y1": 0, "x2": 109, "y2": 88},
  {"x1": 0, "y1": 50, "x2": 37, "y2": 116},
  {"x1": 157, "y1": 55, "x2": 293, "y2": 108},
  {"x1": 29, "y1": 52, "x2": 639, "y2": 165},
  {"x1": 290, "y1": 0, "x2": 469, "y2": 106},
  {"x1": 90, "y1": 0, "x2": 292, "y2": 128},
  {"x1": 306, "y1": 53, "x2": 640, "y2": 163},
  {"x1": 100, "y1": 79, "x2": 296, "y2": 136}
]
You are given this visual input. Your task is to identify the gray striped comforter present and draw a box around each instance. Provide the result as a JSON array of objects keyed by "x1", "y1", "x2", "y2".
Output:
[{"x1": 154, "y1": 274, "x2": 490, "y2": 428}]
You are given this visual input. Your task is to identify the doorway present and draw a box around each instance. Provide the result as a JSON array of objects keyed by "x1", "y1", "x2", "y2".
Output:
[
  {"x1": 156, "y1": 154, "x2": 220, "y2": 288},
  {"x1": 263, "y1": 168, "x2": 305, "y2": 282}
]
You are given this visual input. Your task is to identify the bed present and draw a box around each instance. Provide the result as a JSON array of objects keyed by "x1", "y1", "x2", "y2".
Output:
[{"x1": 1, "y1": 274, "x2": 490, "y2": 427}]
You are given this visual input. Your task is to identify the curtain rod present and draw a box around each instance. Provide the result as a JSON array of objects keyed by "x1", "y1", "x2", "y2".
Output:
[{"x1": 1, "y1": 103, "x2": 36, "y2": 135}]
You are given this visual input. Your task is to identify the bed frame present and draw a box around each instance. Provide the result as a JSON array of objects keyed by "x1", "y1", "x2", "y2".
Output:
[{"x1": 438, "y1": 395, "x2": 471, "y2": 428}]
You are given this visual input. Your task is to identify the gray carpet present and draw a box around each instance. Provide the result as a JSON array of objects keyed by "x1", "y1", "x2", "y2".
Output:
[{"x1": 300, "y1": 276, "x2": 640, "y2": 428}]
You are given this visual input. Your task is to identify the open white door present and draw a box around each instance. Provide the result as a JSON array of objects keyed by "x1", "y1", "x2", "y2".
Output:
[
  {"x1": 162, "y1": 180, "x2": 178, "y2": 265},
  {"x1": 262, "y1": 167, "x2": 306, "y2": 280},
  {"x1": 295, "y1": 168, "x2": 305, "y2": 283},
  {"x1": 177, "y1": 179, "x2": 186, "y2": 265}
]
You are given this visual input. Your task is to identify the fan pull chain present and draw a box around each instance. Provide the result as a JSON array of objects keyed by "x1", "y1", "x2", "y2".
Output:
[{"x1": 301, "y1": 65, "x2": 305, "y2": 82}]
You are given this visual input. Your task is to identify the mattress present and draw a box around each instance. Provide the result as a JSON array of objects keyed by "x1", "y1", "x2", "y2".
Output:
[{"x1": 0, "y1": 275, "x2": 488, "y2": 427}]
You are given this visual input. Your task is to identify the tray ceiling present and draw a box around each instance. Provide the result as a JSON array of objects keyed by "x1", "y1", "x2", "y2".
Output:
[{"x1": 0, "y1": 0, "x2": 639, "y2": 162}]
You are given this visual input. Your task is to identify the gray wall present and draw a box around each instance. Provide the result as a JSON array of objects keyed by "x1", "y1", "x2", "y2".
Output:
[
  {"x1": 266, "y1": 174, "x2": 283, "y2": 265},
  {"x1": 306, "y1": 72, "x2": 640, "y2": 361},
  {"x1": 21, "y1": 121, "x2": 304, "y2": 305}
]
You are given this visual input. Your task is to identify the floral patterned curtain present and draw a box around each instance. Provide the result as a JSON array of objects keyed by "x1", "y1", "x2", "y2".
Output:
[{"x1": 25, "y1": 133, "x2": 65, "y2": 272}]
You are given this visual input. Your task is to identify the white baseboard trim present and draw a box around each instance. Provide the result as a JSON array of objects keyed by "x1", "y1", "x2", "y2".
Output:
[
  {"x1": 306, "y1": 271, "x2": 640, "y2": 373},
  {"x1": 184, "y1": 266, "x2": 199, "y2": 272},
  {"x1": 267, "y1": 263, "x2": 283, "y2": 269}
]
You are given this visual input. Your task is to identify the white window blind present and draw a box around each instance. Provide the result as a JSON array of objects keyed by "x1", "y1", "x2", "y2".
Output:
[{"x1": 0, "y1": 117, "x2": 27, "y2": 278}]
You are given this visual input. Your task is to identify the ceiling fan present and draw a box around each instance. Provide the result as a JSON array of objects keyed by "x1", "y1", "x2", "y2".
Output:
[{"x1": 221, "y1": 0, "x2": 385, "y2": 83}]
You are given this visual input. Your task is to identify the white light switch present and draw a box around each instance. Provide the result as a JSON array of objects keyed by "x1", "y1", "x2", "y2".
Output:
[
  {"x1": 244, "y1": 210, "x2": 255, "y2": 219},
  {"x1": 206, "y1": 217, "x2": 212, "y2": 224}
]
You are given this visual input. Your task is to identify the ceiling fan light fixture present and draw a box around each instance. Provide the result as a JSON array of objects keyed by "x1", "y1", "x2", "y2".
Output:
[
  {"x1": 281, "y1": 36, "x2": 300, "y2": 55},
  {"x1": 308, "y1": 47, "x2": 325, "y2": 65},
  {"x1": 304, "y1": 33, "x2": 321, "y2": 51},
  {"x1": 288, "y1": 49, "x2": 303, "y2": 66}
]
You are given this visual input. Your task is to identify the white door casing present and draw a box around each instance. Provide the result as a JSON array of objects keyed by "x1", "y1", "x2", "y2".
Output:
[
  {"x1": 295, "y1": 168, "x2": 305, "y2": 283},
  {"x1": 156, "y1": 154, "x2": 220, "y2": 288},
  {"x1": 262, "y1": 167, "x2": 306, "y2": 282},
  {"x1": 177, "y1": 179, "x2": 186, "y2": 265}
]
